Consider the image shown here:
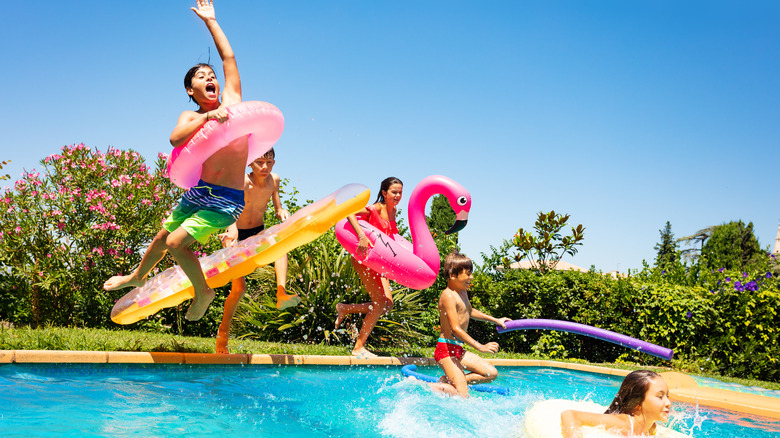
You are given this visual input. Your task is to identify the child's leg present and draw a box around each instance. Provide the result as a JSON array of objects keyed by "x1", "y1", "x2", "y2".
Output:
[
  {"x1": 334, "y1": 258, "x2": 372, "y2": 328},
  {"x1": 274, "y1": 254, "x2": 300, "y2": 310},
  {"x1": 460, "y1": 351, "x2": 499, "y2": 384},
  {"x1": 349, "y1": 260, "x2": 392, "y2": 356},
  {"x1": 165, "y1": 227, "x2": 214, "y2": 321},
  {"x1": 103, "y1": 228, "x2": 171, "y2": 290},
  {"x1": 216, "y1": 276, "x2": 246, "y2": 354},
  {"x1": 429, "y1": 356, "x2": 469, "y2": 397}
]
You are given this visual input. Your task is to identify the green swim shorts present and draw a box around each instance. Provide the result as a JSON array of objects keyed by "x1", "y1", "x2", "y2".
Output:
[{"x1": 163, "y1": 180, "x2": 245, "y2": 244}]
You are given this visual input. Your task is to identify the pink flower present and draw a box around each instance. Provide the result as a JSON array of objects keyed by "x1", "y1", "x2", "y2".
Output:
[{"x1": 14, "y1": 226, "x2": 21, "y2": 233}]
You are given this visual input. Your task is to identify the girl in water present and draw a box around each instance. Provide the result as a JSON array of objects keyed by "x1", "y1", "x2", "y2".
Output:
[
  {"x1": 334, "y1": 177, "x2": 403, "y2": 358},
  {"x1": 561, "y1": 370, "x2": 672, "y2": 437}
]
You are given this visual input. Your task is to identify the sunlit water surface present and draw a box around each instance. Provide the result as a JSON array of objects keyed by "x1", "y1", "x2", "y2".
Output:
[{"x1": 0, "y1": 364, "x2": 777, "y2": 437}]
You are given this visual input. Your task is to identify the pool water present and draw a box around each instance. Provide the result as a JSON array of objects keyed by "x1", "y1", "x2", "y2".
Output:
[{"x1": 0, "y1": 364, "x2": 777, "y2": 437}]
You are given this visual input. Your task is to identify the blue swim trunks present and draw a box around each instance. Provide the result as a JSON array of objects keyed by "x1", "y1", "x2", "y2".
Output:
[{"x1": 163, "y1": 180, "x2": 245, "y2": 244}]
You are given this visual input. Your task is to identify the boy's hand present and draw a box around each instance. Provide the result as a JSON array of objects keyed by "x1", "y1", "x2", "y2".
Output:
[
  {"x1": 479, "y1": 342, "x2": 500, "y2": 354},
  {"x1": 495, "y1": 317, "x2": 511, "y2": 329},
  {"x1": 206, "y1": 107, "x2": 229, "y2": 123},
  {"x1": 191, "y1": 0, "x2": 216, "y2": 22},
  {"x1": 277, "y1": 209, "x2": 290, "y2": 221},
  {"x1": 218, "y1": 228, "x2": 237, "y2": 247}
]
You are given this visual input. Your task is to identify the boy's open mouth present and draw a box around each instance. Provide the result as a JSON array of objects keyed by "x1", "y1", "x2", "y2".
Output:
[{"x1": 206, "y1": 84, "x2": 216, "y2": 93}]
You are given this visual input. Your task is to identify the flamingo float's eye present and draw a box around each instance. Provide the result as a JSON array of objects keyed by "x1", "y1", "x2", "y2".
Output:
[{"x1": 456, "y1": 196, "x2": 468, "y2": 206}]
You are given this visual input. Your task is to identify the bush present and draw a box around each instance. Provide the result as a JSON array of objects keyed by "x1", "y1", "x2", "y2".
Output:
[
  {"x1": 0, "y1": 145, "x2": 181, "y2": 327},
  {"x1": 470, "y1": 265, "x2": 779, "y2": 382}
]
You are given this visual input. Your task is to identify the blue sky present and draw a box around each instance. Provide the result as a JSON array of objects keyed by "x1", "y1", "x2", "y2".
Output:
[{"x1": 2, "y1": 1, "x2": 778, "y2": 272}]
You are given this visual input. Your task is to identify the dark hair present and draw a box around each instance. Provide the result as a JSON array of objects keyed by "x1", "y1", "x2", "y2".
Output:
[
  {"x1": 443, "y1": 251, "x2": 473, "y2": 278},
  {"x1": 375, "y1": 177, "x2": 403, "y2": 204},
  {"x1": 261, "y1": 147, "x2": 275, "y2": 160},
  {"x1": 604, "y1": 370, "x2": 662, "y2": 415},
  {"x1": 184, "y1": 63, "x2": 215, "y2": 103}
]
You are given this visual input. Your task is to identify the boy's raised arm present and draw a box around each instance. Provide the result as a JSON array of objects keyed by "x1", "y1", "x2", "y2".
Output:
[{"x1": 192, "y1": 0, "x2": 241, "y2": 105}]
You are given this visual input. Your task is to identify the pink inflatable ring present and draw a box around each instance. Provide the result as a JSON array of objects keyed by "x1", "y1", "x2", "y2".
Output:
[{"x1": 166, "y1": 101, "x2": 285, "y2": 189}]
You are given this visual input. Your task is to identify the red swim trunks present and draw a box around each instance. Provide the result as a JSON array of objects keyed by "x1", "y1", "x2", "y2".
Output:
[{"x1": 434, "y1": 338, "x2": 465, "y2": 362}]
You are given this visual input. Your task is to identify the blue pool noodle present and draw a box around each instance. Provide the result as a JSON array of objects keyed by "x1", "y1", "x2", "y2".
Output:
[
  {"x1": 496, "y1": 319, "x2": 674, "y2": 360},
  {"x1": 401, "y1": 364, "x2": 510, "y2": 395}
]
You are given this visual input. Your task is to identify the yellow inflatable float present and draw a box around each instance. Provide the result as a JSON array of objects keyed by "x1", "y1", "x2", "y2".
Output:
[
  {"x1": 111, "y1": 183, "x2": 370, "y2": 324},
  {"x1": 525, "y1": 399, "x2": 688, "y2": 438}
]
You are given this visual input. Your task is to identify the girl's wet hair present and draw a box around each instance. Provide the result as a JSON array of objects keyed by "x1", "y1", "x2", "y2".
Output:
[
  {"x1": 375, "y1": 177, "x2": 403, "y2": 204},
  {"x1": 184, "y1": 63, "x2": 215, "y2": 103},
  {"x1": 443, "y1": 251, "x2": 473, "y2": 278},
  {"x1": 604, "y1": 370, "x2": 662, "y2": 415}
]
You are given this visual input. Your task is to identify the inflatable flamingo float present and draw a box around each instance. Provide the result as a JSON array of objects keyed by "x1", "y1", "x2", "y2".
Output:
[{"x1": 335, "y1": 175, "x2": 471, "y2": 290}]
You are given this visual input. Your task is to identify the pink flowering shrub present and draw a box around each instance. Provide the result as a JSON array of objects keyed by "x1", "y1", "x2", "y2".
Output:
[{"x1": 0, "y1": 144, "x2": 187, "y2": 327}]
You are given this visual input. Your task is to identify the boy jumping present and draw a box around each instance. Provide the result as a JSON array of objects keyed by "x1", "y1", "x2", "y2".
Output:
[
  {"x1": 429, "y1": 252, "x2": 510, "y2": 397},
  {"x1": 215, "y1": 148, "x2": 300, "y2": 354},
  {"x1": 104, "y1": 0, "x2": 247, "y2": 322}
]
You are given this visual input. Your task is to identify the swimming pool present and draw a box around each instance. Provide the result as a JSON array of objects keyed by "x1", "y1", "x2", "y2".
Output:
[{"x1": 0, "y1": 364, "x2": 777, "y2": 437}]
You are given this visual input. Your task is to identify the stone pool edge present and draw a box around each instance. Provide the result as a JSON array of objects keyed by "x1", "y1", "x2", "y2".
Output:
[{"x1": 1, "y1": 349, "x2": 778, "y2": 420}]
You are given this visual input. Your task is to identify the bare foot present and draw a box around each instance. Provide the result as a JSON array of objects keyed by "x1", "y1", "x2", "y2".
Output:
[
  {"x1": 351, "y1": 347, "x2": 378, "y2": 358},
  {"x1": 103, "y1": 274, "x2": 146, "y2": 291},
  {"x1": 276, "y1": 285, "x2": 301, "y2": 310},
  {"x1": 215, "y1": 330, "x2": 229, "y2": 354},
  {"x1": 185, "y1": 288, "x2": 215, "y2": 321},
  {"x1": 334, "y1": 303, "x2": 346, "y2": 329}
]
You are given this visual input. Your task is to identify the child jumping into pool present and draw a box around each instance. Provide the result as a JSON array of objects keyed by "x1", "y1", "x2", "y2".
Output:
[
  {"x1": 334, "y1": 177, "x2": 403, "y2": 358},
  {"x1": 560, "y1": 370, "x2": 672, "y2": 437},
  {"x1": 104, "y1": 0, "x2": 247, "y2": 321},
  {"x1": 215, "y1": 148, "x2": 300, "y2": 354},
  {"x1": 428, "y1": 252, "x2": 510, "y2": 398}
]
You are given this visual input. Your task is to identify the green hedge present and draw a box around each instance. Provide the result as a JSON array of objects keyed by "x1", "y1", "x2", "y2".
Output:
[{"x1": 467, "y1": 268, "x2": 778, "y2": 382}]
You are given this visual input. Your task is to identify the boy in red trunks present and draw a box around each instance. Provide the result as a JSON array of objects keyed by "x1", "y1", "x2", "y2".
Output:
[
  {"x1": 215, "y1": 147, "x2": 300, "y2": 354},
  {"x1": 428, "y1": 252, "x2": 510, "y2": 397}
]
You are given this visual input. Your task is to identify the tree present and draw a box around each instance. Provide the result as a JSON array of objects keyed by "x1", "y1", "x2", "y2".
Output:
[
  {"x1": 426, "y1": 194, "x2": 459, "y2": 257},
  {"x1": 654, "y1": 221, "x2": 679, "y2": 267},
  {"x1": 701, "y1": 220, "x2": 762, "y2": 271},
  {"x1": 512, "y1": 210, "x2": 585, "y2": 274},
  {"x1": 427, "y1": 195, "x2": 457, "y2": 237},
  {"x1": 677, "y1": 226, "x2": 714, "y2": 263}
]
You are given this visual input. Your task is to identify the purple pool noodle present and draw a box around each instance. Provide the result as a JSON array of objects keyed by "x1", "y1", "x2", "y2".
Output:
[{"x1": 496, "y1": 319, "x2": 673, "y2": 360}]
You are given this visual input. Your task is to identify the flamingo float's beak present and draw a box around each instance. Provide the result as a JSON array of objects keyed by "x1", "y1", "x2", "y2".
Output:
[{"x1": 445, "y1": 211, "x2": 469, "y2": 235}]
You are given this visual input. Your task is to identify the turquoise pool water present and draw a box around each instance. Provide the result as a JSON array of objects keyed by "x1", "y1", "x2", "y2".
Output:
[{"x1": 0, "y1": 364, "x2": 777, "y2": 437}]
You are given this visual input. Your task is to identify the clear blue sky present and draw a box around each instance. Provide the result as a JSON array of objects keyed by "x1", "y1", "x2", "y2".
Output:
[{"x1": 2, "y1": 1, "x2": 778, "y2": 272}]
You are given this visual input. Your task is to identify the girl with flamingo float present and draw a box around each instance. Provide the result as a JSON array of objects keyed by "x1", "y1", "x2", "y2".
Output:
[{"x1": 334, "y1": 175, "x2": 472, "y2": 358}]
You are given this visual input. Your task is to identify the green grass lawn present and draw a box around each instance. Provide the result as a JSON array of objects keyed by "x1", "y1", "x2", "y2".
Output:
[{"x1": 1, "y1": 325, "x2": 778, "y2": 391}]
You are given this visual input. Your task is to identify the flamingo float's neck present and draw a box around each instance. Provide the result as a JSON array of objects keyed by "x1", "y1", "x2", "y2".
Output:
[{"x1": 407, "y1": 178, "x2": 447, "y2": 273}]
